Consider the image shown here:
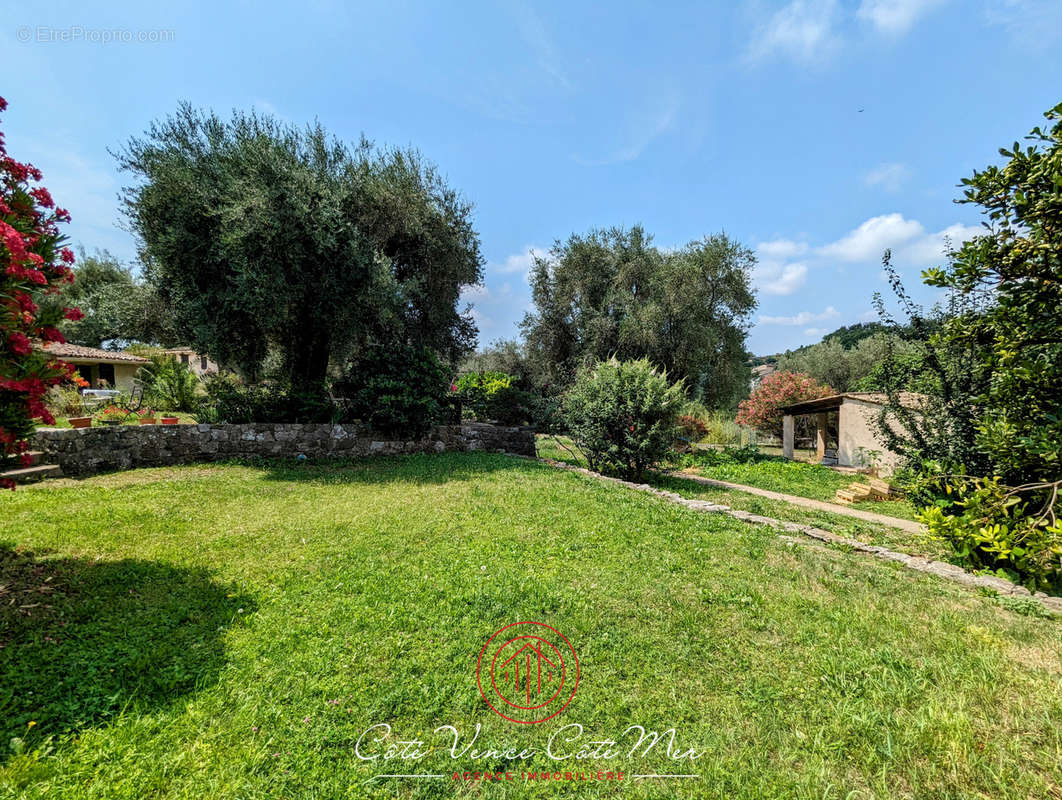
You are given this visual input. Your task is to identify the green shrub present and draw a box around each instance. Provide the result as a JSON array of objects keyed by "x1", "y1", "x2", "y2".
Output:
[
  {"x1": 45, "y1": 385, "x2": 84, "y2": 418},
  {"x1": 337, "y1": 345, "x2": 450, "y2": 437},
  {"x1": 454, "y1": 371, "x2": 532, "y2": 425},
  {"x1": 201, "y1": 374, "x2": 335, "y2": 423},
  {"x1": 917, "y1": 476, "x2": 1062, "y2": 592},
  {"x1": 562, "y1": 358, "x2": 685, "y2": 479},
  {"x1": 679, "y1": 402, "x2": 756, "y2": 446},
  {"x1": 136, "y1": 354, "x2": 201, "y2": 412}
]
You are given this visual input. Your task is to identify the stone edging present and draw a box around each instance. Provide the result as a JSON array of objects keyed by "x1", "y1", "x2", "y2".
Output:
[{"x1": 537, "y1": 458, "x2": 1062, "y2": 616}]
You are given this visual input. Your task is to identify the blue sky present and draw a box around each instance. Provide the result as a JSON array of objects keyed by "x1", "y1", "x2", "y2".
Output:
[{"x1": 1, "y1": 0, "x2": 1059, "y2": 355}]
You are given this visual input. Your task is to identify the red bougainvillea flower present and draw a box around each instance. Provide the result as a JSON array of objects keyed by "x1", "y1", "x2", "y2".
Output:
[
  {"x1": 7, "y1": 332, "x2": 32, "y2": 355},
  {"x1": 29, "y1": 187, "x2": 54, "y2": 208},
  {"x1": 0, "y1": 95, "x2": 80, "y2": 485}
]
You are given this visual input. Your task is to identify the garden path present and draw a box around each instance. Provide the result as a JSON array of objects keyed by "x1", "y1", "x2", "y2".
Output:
[{"x1": 669, "y1": 470, "x2": 923, "y2": 534}]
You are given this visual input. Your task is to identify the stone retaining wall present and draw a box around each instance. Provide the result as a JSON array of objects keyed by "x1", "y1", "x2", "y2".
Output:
[{"x1": 30, "y1": 422, "x2": 536, "y2": 477}]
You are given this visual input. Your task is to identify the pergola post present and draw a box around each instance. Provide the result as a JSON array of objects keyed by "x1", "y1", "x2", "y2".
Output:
[
  {"x1": 815, "y1": 412, "x2": 828, "y2": 462},
  {"x1": 782, "y1": 414, "x2": 795, "y2": 460}
]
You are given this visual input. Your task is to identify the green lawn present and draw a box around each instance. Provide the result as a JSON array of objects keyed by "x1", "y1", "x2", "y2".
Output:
[
  {"x1": 681, "y1": 455, "x2": 919, "y2": 520},
  {"x1": 538, "y1": 435, "x2": 919, "y2": 521},
  {"x1": 649, "y1": 473, "x2": 953, "y2": 562},
  {"x1": 2, "y1": 454, "x2": 1060, "y2": 799}
]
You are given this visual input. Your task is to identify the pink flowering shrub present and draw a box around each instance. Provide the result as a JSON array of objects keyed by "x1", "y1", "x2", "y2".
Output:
[
  {"x1": 735, "y1": 371, "x2": 834, "y2": 437},
  {"x1": 0, "y1": 96, "x2": 80, "y2": 487}
]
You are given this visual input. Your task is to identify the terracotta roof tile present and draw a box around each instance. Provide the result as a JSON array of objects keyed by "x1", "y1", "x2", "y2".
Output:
[{"x1": 38, "y1": 342, "x2": 149, "y2": 363}]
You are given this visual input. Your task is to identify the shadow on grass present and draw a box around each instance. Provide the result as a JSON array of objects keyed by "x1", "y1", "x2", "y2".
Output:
[
  {"x1": 253, "y1": 449, "x2": 544, "y2": 486},
  {"x1": 0, "y1": 544, "x2": 254, "y2": 755}
]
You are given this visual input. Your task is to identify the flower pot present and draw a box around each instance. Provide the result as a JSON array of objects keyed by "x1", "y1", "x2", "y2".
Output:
[
  {"x1": 100, "y1": 419, "x2": 122, "y2": 426},
  {"x1": 139, "y1": 418, "x2": 157, "y2": 425},
  {"x1": 69, "y1": 416, "x2": 92, "y2": 429},
  {"x1": 161, "y1": 417, "x2": 179, "y2": 425}
]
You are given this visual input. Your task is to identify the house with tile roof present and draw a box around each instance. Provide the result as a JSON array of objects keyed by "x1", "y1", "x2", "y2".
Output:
[{"x1": 38, "y1": 342, "x2": 148, "y2": 391}]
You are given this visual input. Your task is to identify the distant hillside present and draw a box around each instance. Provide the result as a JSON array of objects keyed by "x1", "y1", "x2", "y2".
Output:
[{"x1": 749, "y1": 322, "x2": 888, "y2": 364}]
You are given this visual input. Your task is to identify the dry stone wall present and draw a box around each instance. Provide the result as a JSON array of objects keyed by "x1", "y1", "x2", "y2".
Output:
[{"x1": 30, "y1": 422, "x2": 535, "y2": 477}]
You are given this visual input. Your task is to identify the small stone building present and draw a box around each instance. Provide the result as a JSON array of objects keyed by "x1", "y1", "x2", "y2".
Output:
[
  {"x1": 778, "y1": 392, "x2": 925, "y2": 471},
  {"x1": 163, "y1": 347, "x2": 219, "y2": 378}
]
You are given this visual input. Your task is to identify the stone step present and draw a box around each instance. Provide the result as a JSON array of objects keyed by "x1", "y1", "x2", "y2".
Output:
[{"x1": 0, "y1": 463, "x2": 62, "y2": 483}]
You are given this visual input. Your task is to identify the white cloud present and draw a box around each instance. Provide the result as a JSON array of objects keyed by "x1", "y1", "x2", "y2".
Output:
[
  {"x1": 983, "y1": 0, "x2": 1062, "y2": 49},
  {"x1": 460, "y1": 246, "x2": 545, "y2": 341},
  {"x1": 898, "y1": 222, "x2": 981, "y2": 263},
  {"x1": 757, "y1": 239, "x2": 809, "y2": 259},
  {"x1": 486, "y1": 245, "x2": 548, "y2": 279},
  {"x1": 754, "y1": 261, "x2": 809, "y2": 296},
  {"x1": 817, "y1": 213, "x2": 925, "y2": 262},
  {"x1": 856, "y1": 0, "x2": 946, "y2": 35},
  {"x1": 863, "y1": 162, "x2": 911, "y2": 192},
  {"x1": 804, "y1": 327, "x2": 831, "y2": 337},
  {"x1": 760, "y1": 306, "x2": 840, "y2": 326},
  {"x1": 816, "y1": 213, "x2": 982, "y2": 266},
  {"x1": 460, "y1": 284, "x2": 490, "y2": 302},
  {"x1": 747, "y1": 0, "x2": 840, "y2": 64}
]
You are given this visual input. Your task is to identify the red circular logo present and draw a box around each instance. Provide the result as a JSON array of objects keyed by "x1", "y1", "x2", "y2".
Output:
[{"x1": 477, "y1": 622, "x2": 579, "y2": 724}]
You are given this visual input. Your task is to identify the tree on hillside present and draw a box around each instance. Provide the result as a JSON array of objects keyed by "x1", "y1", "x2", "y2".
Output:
[
  {"x1": 821, "y1": 322, "x2": 888, "y2": 349},
  {"x1": 775, "y1": 333, "x2": 916, "y2": 392},
  {"x1": 521, "y1": 225, "x2": 756, "y2": 408},
  {"x1": 114, "y1": 104, "x2": 482, "y2": 393},
  {"x1": 459, "y1": 339, "x2": 529, "y2": 378}
]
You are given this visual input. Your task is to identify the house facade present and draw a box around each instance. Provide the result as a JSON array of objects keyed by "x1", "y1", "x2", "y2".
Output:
[
  {"x1": 39, "y1": 342, "x2": 148, "y2": 392},
  {"x1": 163, "y1": 348, "x2": 219, "y2": 378},
  {"x1": 749, "y1": 363, "x2": 777, "y2": 391}
]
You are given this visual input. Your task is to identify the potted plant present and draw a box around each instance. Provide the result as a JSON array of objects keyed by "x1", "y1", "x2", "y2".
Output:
[
  {"x1": 139, "y1": 408, "x2": 157, "y2": 425},
  {"x1": 97, "y1": 405, "x2": 127, "y2": 426},
  {"x1": 69, "y1": 415, "x2": 92, "y2": 429},
  {"x1": 160, "y1": 414, "x2": 180, "y2": 425}
]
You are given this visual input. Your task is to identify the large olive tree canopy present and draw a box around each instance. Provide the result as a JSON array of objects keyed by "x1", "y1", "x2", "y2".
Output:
[
  {"x1": 521, "y1": 225, "x2": 757, "y2": 409},
  {"x1": 114, "y1": 104, "x2": 482, "y2": 390}
]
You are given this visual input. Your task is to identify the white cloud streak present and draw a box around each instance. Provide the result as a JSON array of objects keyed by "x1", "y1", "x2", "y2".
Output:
[
  {"x1": 759, "y1": 306, "x2": 840, "y2": 326},
  {"x1": 856, "y1": 0, "x2": 947, "y2": 35},
  {"x1": 863, "y1": 162, "x2": 911, "y2": 192},
  {"x1": 746, "y1": 0, "x2": 840, "y2": 64}
]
